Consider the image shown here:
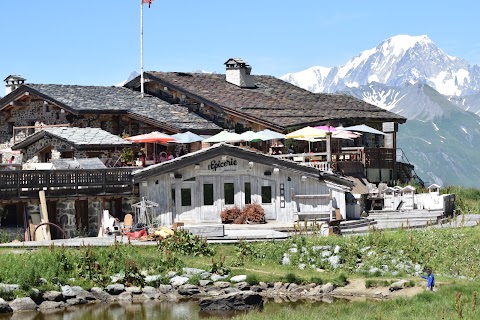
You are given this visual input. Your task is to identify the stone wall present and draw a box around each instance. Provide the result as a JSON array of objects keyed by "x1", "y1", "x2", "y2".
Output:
[
  {"x1": 56, "y1": 199, "x2": 77, "y2": 238},
  {"x1": 88, "y1": 199, "x2": 102, "y2": 237}
]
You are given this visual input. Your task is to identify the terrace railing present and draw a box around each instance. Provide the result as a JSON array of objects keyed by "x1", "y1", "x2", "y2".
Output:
[{"x1": 0, "y1": 168, "x2": 136, "y2": 199}]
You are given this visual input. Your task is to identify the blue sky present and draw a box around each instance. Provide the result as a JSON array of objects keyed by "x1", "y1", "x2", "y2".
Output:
[{"x1": 1, "y1": 0, "x2": 480, "y2": 87}]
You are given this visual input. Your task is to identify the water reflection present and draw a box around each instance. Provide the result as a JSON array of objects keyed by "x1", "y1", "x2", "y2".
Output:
[{"x1": 0, "y1": 297, "x2": 346, "y2": 320}]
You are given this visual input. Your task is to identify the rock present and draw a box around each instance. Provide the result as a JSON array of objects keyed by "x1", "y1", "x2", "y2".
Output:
[
  {"x1": 334, "y1": 245, "x2": 341, "y2": 254},
  {"x1": 273, "y1": 282, "x2": 283, "y2": 290},
  {"x1": 145, "y1": 275, "x2": 162, "y2": 284},
  {"x1": 166, "y1": 271, "x2": 177, "y2": 278},
  {"x1": 230, "y1": 275, "x2": 247, "y2": 283},
  {"x1": 142, "y1": 287, "x2": 161, "y2": 300},
  {"x1": 287, "y1": 283, "x2": 299, "y2": 291},
  {"x1": 110, "y1": 273, "x2": 125, "y2": 283},
  {"x1": 42, "y1": 291, "x2": 64, "y2": 302},
  {"x1": 213, "y1": 281, "x2": 231, "y2": 289},
  {"x1": 200, "y1": 272, "x2": 212, "y2": 279},
  {"x1": 90, "y1": 287, "x2": 104, "y2": 293},
  {"x1": 72, "y1": 286, "x2": 96, "y2": 301},
  {"x1": 199, "y1": 291, "x2": 263, "y2": 311},
  {"x1": 321, "y1": 250, "x2": 332, "y2": 258},
  {"x1": 38, "y1": 301, "x2": 65, "y2": 310},
  {"x1": 328, "y1": 255, "x2": 341, "y2": 269},
  {"x1": 360, "y1": 246, "x2": 371, "y2": 253},
  {"x1": 0, "y1": 283, "x2": 19, "y2": 293},
  {"x1": 66, "y1": 298, "x2": 87, "y2": 306},
  {"x1": 288, "y1": 247, "x2": 298, "y2": 253},
  {"x1": 199, "y1": 280, "x2": 212, "y2": 287},
  {"x1": 211, "y1": 274, "x2": 228, "y2": 282},
  {"x1": 298, "y1": 263, "x2": 306, "y2": 270},
  {"x1": 223, "y1": 287, "x2": 240, "y2": 294},
  {"x1": 258, "y1": 282, "x2": 268, "y2": 290},
  {"x1": 10, "y1": 297, "x2": 37, "y2": 312},
  {"x1": 91, "y1": 290, "x2": 113, "y2": 302},
  {"x1": 159, "y1": 284, "x2": 173, "y2": 294},
  {"x1": 117, "y1": 292, "x2": 133, "y2": 302},
  {"x1": 105, "y1": 284, "x2": 125, "y2": 295},
  {"x1": 250, "y1": 285, "x2": 262, "y2": 292},
  {"x1": 321, "y1": 283, "x2": 334, "y2": 294},
  {"x1": 170, "y1": 276, "x2": 189, "y2": 287},
  {"x1": 389, "y1": 280, "x2": 409, "y2": 291},
  {"x1": 369, "y1": 267, "x2": 380, "y2": 275},
  {"x1": 281, "y1": 253, "x2": 291, "y2": 265},
  {"x1": 177, "y1": 284, "x2": 201, "y2": 296},
  {"x1": 235, "y1": 282, "x2": 250, "y2": 291},
  {"x1": 182, "y1": 268, "x2": 205, "y2": 276},
  {"x1": 0, "y1": 298, "x2": 12, "y2": 313},
  {"x1": 126, "y1": 286, "x2": 142, "y2": 294},
  {"x1": 61, "y1": 285, "x2": 76, "y2": 298}
]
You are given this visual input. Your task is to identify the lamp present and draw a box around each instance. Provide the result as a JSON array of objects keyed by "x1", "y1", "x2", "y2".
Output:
[
  {"x1": 169, "y1": 173, "x2": 175, "y2": 178},
  {"x1": 248, "y1": 161, "x2": 254, "y2": 168},
  {"x1": 273, "y1": 168, "x2": 279, "y2": 175},
  {"x1": 301, "y1": 176, "x2": 307, "y2": 182},
  {"x1": 194, "y1": 164, "x2": 200, "y2": 170}
]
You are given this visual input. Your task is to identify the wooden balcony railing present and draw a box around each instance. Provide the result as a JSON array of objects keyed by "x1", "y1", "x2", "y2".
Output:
[{"x1": 0, "y1": 168, "x2": 137, "y2": 200}]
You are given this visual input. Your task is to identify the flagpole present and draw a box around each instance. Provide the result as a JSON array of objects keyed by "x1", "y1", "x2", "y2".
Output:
[{"x1": 140, "y1": 0, "x2": 145, "y2": 98}]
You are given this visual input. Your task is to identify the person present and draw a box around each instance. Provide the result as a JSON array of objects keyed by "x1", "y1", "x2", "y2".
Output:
[
  {"x1": 7, "y1": 156, "x2": 15, "y2": 170},
  {"x1": 421, "y1": 268, "x2": 435, "y2": 291}
]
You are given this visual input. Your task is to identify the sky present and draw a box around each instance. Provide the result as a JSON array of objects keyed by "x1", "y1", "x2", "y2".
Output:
[{"x1": 1, "y1": 0, "x2": 480, "y2": 88}]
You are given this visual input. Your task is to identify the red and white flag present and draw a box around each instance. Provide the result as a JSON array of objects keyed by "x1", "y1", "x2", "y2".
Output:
[{"x1": 142, "y1": 0, "x2": 153, "y2": 8}]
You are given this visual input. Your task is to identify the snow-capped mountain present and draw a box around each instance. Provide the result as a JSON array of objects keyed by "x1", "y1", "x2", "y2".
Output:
[
  {"x1": 116, "y1": 71, "x2": 140, "y2": 87},
  {"x1": 282, "y1": 35, "x2": 480, "y2": 96},
  {"x1": 281, "y1": 35, "x2": 480, "y2": 187}
]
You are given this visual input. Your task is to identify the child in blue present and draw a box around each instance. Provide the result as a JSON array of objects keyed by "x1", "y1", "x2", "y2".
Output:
[{"x1": 422, "y1": 268, "x2": 435, "y2": 291}]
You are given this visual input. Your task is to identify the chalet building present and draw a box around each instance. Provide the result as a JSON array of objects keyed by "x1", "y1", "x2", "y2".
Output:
[
  {"x1": 124, "y1": 58, "x2": 410, "y2": 185},
  {"x1": 133, "y1": 143, "x2": 355, "y2": 225},
  {"x1": 11, "y1": 127, "x2": 132, "y2": 167},
  {"x1": 0, "y1": 76, "x2": 221, "y2": 150}
]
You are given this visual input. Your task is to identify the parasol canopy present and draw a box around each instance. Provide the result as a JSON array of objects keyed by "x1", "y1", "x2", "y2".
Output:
[
  {"x1": 285, "y1": 126, "x2": 328, "y2": 139},
  {"x1": 171, "y1": 131, "x2": 205, "y2": 143},
  {"x1": 257, "y1": 129, "x2": 285, "y2": 140},
  {"x1": 203, "y1": 131, "x2": 243, "y2": 143},
  {"x1": 125, "y1": 131, "x2": 177, "y2": 143},
  {"x1": 239, "y1": 131, "x2": 270, "y2": 142},
  {"x1": 340, "y1": 124, "x2": 385, "y2": 135}
]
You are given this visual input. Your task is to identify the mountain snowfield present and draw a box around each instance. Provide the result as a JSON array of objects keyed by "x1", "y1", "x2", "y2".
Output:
[{"x1": 281, "y1": 35, "x2": 480, "y2": 187}]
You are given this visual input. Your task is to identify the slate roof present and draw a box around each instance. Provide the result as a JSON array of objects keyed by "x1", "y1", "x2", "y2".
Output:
[
  {"x1": 130, "y1": 72, "x2": 406, "y2": 130},
  {"x1": 12, "y1": 127, "x2": 132, "y2": 150},
  {"x1": 133, "y1": 142, "x2": 354, "y2": 189},
  {"x1": 0, "y1": 84, "x2": 221, "y2": 132}
]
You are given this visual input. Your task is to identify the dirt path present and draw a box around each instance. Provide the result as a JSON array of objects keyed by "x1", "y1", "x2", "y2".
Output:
[{"x1": 333, "y1": 278, "x2": 424, "y2": 300}]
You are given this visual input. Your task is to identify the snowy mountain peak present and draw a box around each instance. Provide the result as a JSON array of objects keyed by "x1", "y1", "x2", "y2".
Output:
[{"x1": 281, "y1": 34, "x2": 480, "y2": 97}]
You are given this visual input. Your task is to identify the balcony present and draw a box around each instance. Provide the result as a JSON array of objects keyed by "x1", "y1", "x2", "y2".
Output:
[{"x1": 0, "y1": 168, "x2": 137, "y2": 200}]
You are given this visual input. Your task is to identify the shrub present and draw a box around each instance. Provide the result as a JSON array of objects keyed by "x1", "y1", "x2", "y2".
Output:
[
  {"x1": 332, "y1": 273, "x2": 348, "y2": 287},
  {"x1": 246, "y1": 274, "x2": 259, "y2": 285},
  {"x1": 220, "y1": 207, "x2": 242, "y2": 224},
  {"x1": 284, "y1": 272, "x2": 303, "y2": 284},
  {"x1": 243, "y1": 203, "x2": 265, "y2": 223},
  {"x1": 310, "y1": 276, "x2": 324, "y2": 285},
  {"x1": 158, "y1": 229, "x2": 214, "y2": 257}
]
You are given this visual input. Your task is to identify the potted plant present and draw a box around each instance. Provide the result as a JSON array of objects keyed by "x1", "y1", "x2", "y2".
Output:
[{"x1": 120, "y1": 147, "x2": 135, "y2": 165}]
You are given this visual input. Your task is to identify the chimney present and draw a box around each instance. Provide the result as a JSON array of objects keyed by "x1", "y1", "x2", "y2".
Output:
[
  {"x1": 224, "y1": 58, "x2": 255, "y2": 88},
  {"x1": 4, "y1": 75, "x2": 26, "y2": 95}
]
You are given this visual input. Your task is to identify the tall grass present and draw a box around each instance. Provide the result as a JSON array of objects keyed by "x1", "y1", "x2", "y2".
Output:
[{"x1": 443, "y1": 186, "x2": 480, "y2": 214}]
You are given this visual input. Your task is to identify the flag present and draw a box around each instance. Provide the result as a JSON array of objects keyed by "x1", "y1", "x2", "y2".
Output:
[{"x1": 142, "y1": 0, "x2": 153, "y2": 8}]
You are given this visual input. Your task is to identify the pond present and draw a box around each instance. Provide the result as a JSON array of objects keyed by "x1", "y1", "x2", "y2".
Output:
[{"x1": 0, "y1": 297, "x2": 347, "y2": 320}]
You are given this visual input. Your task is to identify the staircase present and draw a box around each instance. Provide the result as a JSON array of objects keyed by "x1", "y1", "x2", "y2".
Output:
[
  {"x1": 340, "y1": 218, "x2": 377, "y2": 234},
  {"x1": 396, "y1": 148, "x2": 425, "y2": 186}
]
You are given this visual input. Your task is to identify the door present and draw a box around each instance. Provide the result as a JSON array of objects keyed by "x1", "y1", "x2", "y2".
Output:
[
  {"x1": 174, "y1": 182, "x2": 196, "y2": 222},
  {"x1": 75, "y1": 200, "x2": 89, "y2": 234},
  {"x1": 200, "y1": 178, "x2": 220, "y2": 222},
  {"x1": 260, "y1": 179, "x2": 276, "y2": 220}
]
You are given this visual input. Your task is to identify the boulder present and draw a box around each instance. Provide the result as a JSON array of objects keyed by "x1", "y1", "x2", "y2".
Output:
[
  {"x1": 182, "y1": 268, "x2": 205, "y2": 276},
  {"x1": 213, "y1": 281, "x2": 230, "y2": 289},
  {"x1": 199, "y1": 291, "x2": 263, "y2": 311},
  {"x1": 10, "y1": 297, "x2": 38, "y2": 312},
  {"x1": 42, "y1": 291, "x2": 64, "y2": 302},
  {"x1": 321, "y1": 283, "x2": 334, "y2": 294},
  {"x1": 234, "y1": 282, "x2": 250, "y2": 291},
  {"x1": 0, "y1": 298, "x2": 12, "y2": 313},
  {"x1": 170, "y1": 276, "x2": 189, "y2": 287},
  {"x1": 0, "y1": 284, "x2": 19, "y2": 293},
  {"x1": 389, "y1": 280, "x2": 409, "y2": 291},
  {"x1": 106, "y1": 284, "x2": 125, "y2": 295},
  {"x1": 159, "y1": 284, "x2": 173, "y2": 294},
  {"x1": 177, "y1": 284, "x2": 201, "y2": 296},
  {"x1": 38, "y1": 301, "x2": 65, "y2": 310},
  {"x1": 230, "y1": 275, "x2": 247, "y2": 283},
  {"x1": 61, "y1": 285, "x2": 76, "y2": 299},
  {"x1": 91, "y1": 290, "x2": 113, "y2": 302},
  {"x1": 117, "y1": 292, "x2": 133, "y2": 302},
  {"x1": 126, "y1": 286, "x2": 142, "y2": 294},
  {"x1": 66, "y1": 298, "x2": 87, "y2": 306}
]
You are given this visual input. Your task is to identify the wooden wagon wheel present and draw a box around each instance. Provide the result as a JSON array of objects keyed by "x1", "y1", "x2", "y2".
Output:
[{"x1": 32, "y1": 222, "x2": 68, "y2": 241}]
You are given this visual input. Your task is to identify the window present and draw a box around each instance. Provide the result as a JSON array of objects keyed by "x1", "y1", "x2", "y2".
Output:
[
  {"x1": 224, "y1": 183, "x2": 234, "y2": 205},
  {"x1": 261, "y1": 186, "x2": 272, "y2": 204},
  {"x1": 203, "y1": 184, "x2": 214, "y2": 205},
  {"x1": 244, "y1": 182, "x2": 251, "y2": 204},
  {"x1": 181, "y1": 188, "x2": 192, "y2": 206},
  {"x1": 60, "y1": 151, "x2": 74, "y2": 159},
  {"x1": 171, "y1": 188, "x2": 175, "y2": 205}
]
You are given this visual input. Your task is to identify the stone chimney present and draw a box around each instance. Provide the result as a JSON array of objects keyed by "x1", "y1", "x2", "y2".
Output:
[
  {"x1": 224, "y1": 58, "x2": 255, "y2": 88},
  {"x1": 4, "y1": 75, "x2": 26, "y2": 95}
]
